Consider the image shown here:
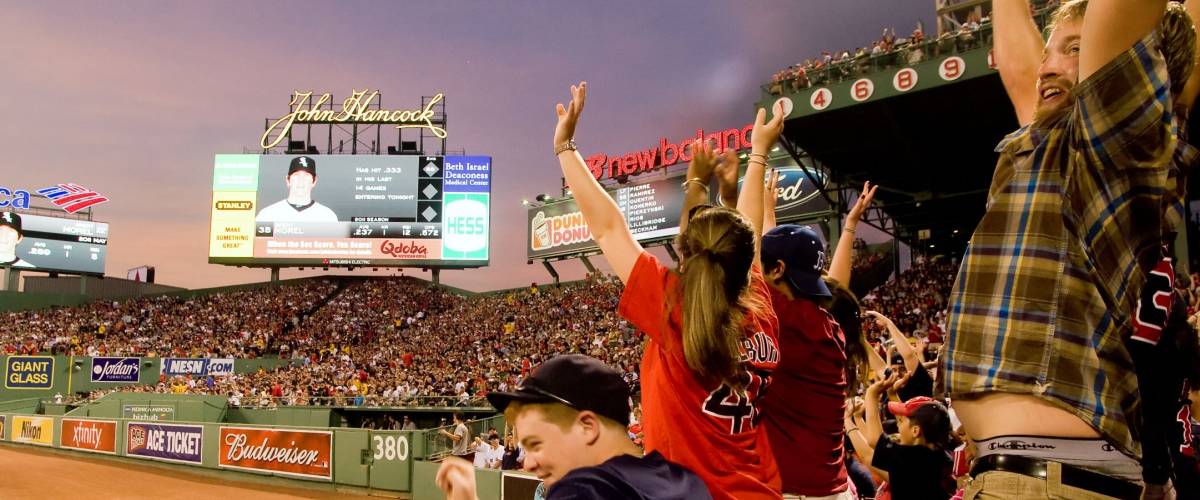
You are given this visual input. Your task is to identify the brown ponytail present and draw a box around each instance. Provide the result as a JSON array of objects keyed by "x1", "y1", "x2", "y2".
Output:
[{"x1": 674, "y1": 207, "x2": 762, "y2": 389}]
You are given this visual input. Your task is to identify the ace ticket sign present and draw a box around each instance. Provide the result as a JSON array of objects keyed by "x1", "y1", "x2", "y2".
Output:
[{"x1": 5, "y1": 356, "x2": 54, "y2": 389}]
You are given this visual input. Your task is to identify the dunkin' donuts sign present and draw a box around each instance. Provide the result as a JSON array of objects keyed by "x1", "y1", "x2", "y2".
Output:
[{"x1": 219, "y1": 427, "x2": 333, "y2": 480}]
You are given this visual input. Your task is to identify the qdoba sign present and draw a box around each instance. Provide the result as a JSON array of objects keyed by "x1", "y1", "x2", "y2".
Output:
[{"x1": 219, "y1": 427, "x2": 333, "y2": 480}]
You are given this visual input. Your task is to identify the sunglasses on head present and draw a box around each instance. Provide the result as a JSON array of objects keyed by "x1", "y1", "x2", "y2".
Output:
[{"x1": 687, "y1": 204, "x2": 716, "y2": 222}]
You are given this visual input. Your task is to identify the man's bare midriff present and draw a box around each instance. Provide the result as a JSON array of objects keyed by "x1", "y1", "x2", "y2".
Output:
[{"x1": 953, "y1": 393, "x2": 1100, "y2": 440}]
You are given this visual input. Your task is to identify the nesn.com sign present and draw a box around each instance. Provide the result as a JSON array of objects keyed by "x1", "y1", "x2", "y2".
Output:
[{"x1": 160, "y1": 358, "x2": 234, "y2": 377}]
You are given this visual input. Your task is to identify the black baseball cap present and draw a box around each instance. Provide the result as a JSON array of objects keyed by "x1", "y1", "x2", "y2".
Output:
[
  {"x1": 0, "y1": 212, "x2": 21, "y2": 234},
  {"x1": 288, "y1": 156, "x2": 317, "y2": 178},
  {"x1": 761, "y1": 224, "x2": 830, "y2": 298},
  {"x1": 487, "y1": 354, "x2": 630, "y2": 426}
]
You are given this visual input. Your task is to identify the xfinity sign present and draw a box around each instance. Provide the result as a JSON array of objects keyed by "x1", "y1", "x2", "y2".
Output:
[{"x1": 91, "y1": 357, "x2": 140, "y2": 383}]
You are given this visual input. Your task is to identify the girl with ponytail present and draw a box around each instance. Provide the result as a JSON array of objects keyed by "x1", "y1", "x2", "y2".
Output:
[{"x1": 553, "y1": 82, "x2": 785, "y2": 500}]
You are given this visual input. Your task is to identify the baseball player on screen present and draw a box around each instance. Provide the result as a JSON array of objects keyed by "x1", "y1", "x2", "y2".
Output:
[
  {"x1": 0, "y1": 212, "x2": 34, "y2": 269},
  {"x1": 255, "y1": 156, "x2": 339, "y2": 223}
]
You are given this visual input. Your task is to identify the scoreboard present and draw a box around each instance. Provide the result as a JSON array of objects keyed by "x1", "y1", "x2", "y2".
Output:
[
  {"x1": 1, "y1": 212, "x2": 108, "y2": 275},
  {"x1": 209, "y1": 154, "x2": 490, "y2": 267}
]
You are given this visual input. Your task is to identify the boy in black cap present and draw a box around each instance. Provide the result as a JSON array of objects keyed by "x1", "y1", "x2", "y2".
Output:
[
  {"x1": 436, "y1": 354, "x2": 711, "y2": 500},
  {"x1": 255, "y1": 155, "x2": 339, "y2": 222},
  {"x1": 0, "y1": 212, "x2": 33, "y2": 268}
]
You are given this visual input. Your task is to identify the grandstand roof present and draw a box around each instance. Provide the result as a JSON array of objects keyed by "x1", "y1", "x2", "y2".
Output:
[{"x1": 780, "y1": 72, "x2": 1016, "y2": 253}]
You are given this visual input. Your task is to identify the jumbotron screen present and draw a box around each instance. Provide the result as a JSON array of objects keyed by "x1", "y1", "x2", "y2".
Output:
[
  {"x1": 208, "y1": 154, "x2": 491, "y2": 267},
  {"x1": 0, "y1": 211, "x2": 108, "y2": 275}
]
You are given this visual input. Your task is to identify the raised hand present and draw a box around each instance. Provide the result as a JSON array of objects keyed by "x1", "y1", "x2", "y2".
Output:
[
  {"x1": 763, "y1": 168, "x2": 780, "y2": 214},
  {"x1": 864, "y1": 310, "x2": 897, "y2": 331},
  {"x1": 846, "y1": 181, "x2": 878, "y2": 229},
  {"x1": 686, "y1": 139, "x2": 718, "y2": 183},
  {"x1": 715, "y1": 150, "x2": 740, "y2": 205},
  {"x1": 554, "y1": 81, "x2": 587, "y2": 148},
  {"x1": 750, "y1": 102, "x2": 786, "y2": 152},
  {"x1": 435, "y1": 457, "x2": 479, "y2": 500}
]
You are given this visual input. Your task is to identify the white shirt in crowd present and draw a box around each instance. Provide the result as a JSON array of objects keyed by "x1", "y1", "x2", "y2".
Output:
[
  {"x1": 473, "y1": 441, "x2": 492, "y2": 468},
  {"x1": 255, "y1": 199, "x2": 338, "y2": 223}
]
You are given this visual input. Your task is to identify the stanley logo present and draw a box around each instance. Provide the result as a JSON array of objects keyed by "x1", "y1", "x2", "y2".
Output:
[{"x1": 216, "y1": 200, "x2": 253, "y2": 210}]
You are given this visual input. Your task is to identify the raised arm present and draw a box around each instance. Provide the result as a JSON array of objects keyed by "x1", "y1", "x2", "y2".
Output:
[
  {"x1": 761, "y1": 169, "x2": 780, "y2": 235},
  {"x1": 554, "y1": 82, "x2": 643, "y2": 283},
  {"x1": 680, "y1": 140, "x2": 717, "y2": 235},
  {"x1": 740, "y1": 105, "x2": 786, "y2": 259},
  {"x1": 866, "y1": 311, "x2": 921, "y2": 374},
  {"x1": 827, "y1": 181, "x2": 878, "y2": 284},
  {"x1": 1079, "y1": 0, "x2": 1168, "y2": 81},
  {"x1": 994, "y1": 0, "x2": 1044, "y2": 126}
]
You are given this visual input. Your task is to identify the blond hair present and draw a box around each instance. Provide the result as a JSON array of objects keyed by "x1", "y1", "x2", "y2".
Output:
[
  {"x1": 674, "y1": 207, "x2": 763, "y2": 390},
  {"x1": 1046, "y1": 0, "x2": 1088, "y2": 36}
]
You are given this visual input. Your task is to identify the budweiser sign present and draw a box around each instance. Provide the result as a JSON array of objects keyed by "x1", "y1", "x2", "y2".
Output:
[{"x1": 218, "y1": 427, "x2": 333, "y2": 480}]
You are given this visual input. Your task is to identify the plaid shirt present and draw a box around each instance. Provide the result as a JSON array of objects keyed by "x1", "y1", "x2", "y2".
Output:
[{"x1": 944, "y1": 33, "x2": 1177, "y2": 460}]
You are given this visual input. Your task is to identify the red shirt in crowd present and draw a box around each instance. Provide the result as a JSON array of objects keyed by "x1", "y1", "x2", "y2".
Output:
[
  {"x1": 618, "y1": 252, "x2": 782, "y2": 500},
  {"x1": 761, "y1": 287, "x2": 849, "y2": 496}
]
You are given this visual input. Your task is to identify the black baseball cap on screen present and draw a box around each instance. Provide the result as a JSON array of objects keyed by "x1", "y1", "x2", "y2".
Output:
[
  {"x1": 288, "y1": 156, "x2": 317, "y2": 178},
  {"x1": 487, "y1": 354, "x2": 630, "y2": 426},
  {"x1": 0, "y1": 212, "x2": 21, "y2": 234}
]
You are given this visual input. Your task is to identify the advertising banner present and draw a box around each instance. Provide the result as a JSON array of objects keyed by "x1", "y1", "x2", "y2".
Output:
[
  {"x1": 12, "y1": 416, "x2": 53, "y2": 446},
  {"x1": 0, "y1": 415, "x2": 5, "y2": 441},
  {"x1": 0, "y1": 212, "x2": 109, "y2": 275},
  {"x1": 122, "y1": 404, "x2": 176, "y2": 421},
  {"x1": 527, "y1": 160, "x2": 830, "y2": 260},
  {"x1": 4, "y1": 356, "x2": 54, "y2": 389},
  {"x1": 160, "y1": 357, "x2": 234, "y2": 377},
  {"x1": 60, "y1": 419, "x2": 117, "y2": 454},
  {"x1": 90, "y1": 357, "x2": 140, "y2": 383},
  {"x1": 219, "y1": 426, "x2": 333, "y2": 480},
  {"x1": 209, "y1": 154, "x2": 491, "y2": 267},
  {"x1": 126, "y1": 422, "x2": 203, "y2": 464}
]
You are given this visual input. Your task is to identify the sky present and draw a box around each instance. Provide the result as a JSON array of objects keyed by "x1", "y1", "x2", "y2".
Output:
[{"x1": 0, "y1": 0, "x2": 933, "y2": 292}]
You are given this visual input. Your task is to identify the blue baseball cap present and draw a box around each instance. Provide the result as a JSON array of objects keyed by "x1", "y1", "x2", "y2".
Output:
[{"x1": 761, "y1": 224, "x2": 830, "y2": 298}]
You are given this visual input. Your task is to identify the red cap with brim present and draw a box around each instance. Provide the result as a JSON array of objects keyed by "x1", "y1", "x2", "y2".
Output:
[{"x1": 887, "y1": 396, "x2": 937, "y2": 417}]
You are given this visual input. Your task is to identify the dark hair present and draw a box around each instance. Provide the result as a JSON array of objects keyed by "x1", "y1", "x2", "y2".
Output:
[
  {"x1": 909, "y1": 401, "x2": 953, "y2": 451},
  {"x1": 826, "y1": 278, "x2": 867, "y2": 395},
  {"x1": 452, "y1": 412, "x2": 464, "y2": 423}
]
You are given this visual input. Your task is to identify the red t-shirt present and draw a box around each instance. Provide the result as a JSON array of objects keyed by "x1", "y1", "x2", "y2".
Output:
[
  {"x1": 762, "y1": 287, "x2": 849, "y2": 496},
  {"x1": 618, "y1": 251, "x2": 782, "y2": 500}
]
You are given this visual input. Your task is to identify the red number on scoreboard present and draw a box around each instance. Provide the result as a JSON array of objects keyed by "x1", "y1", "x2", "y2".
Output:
[
  {"x1": 894, "y1": 69, "x2": 917, "y2": 92},
  {"x1": 852, "y1": 79, "x2": 873, "y2": 102},
  {"x1": 810, "y1": 88, "x2": 831, "y2": 110},
  {"x1": 940, "y1": 57, "x2": 964, "y2": 81}
]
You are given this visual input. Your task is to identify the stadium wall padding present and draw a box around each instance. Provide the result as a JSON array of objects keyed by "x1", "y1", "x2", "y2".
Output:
[{"x1": 0, "y1": 411, "x2": 511, "y2": 496}]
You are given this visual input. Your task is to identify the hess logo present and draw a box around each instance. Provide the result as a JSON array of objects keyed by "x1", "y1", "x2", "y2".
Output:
[{"x1": 443, "y1": 198, "x2": 488, "y2": 252}]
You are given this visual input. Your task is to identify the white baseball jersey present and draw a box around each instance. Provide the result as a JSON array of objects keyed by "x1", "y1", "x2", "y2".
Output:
[
  {"x1": 0, "y1": 256, "x2": 34, "y2": 269},
  {"x1": 255, "y1": 199, "x2": 339, "y2": 222}
]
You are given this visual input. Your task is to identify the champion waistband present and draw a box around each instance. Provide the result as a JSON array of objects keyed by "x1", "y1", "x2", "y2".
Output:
[{"x1": 974, "y1": 435, "x2": 1142, "y2": 482}]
